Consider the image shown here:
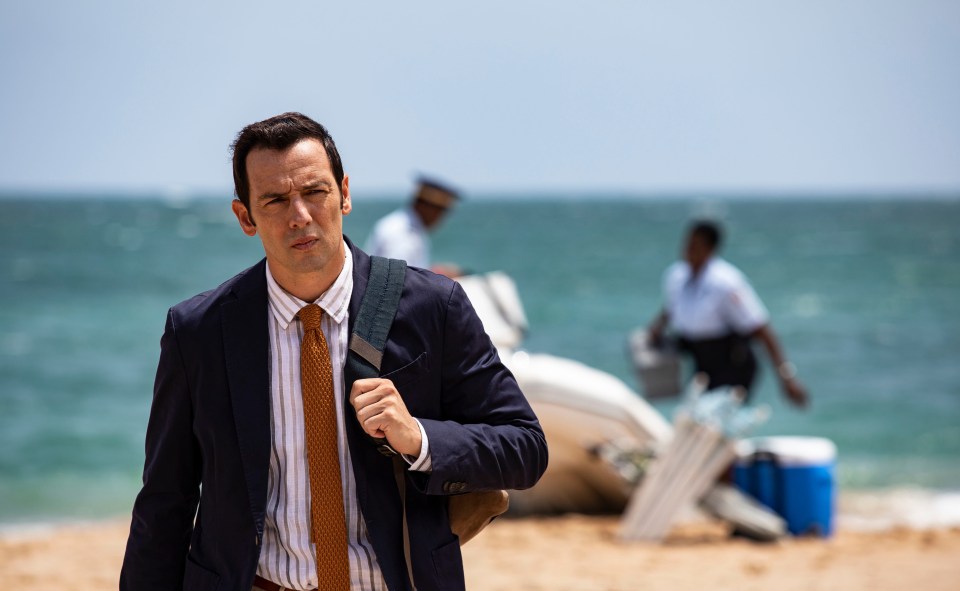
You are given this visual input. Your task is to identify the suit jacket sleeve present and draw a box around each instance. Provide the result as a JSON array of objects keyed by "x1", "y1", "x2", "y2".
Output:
[
  {"x1": 120, "y1": 308, "x2": 202, "y2": 590},
  {"x1": 414, "y1": 282, "x2": 548, "y2": 495}
]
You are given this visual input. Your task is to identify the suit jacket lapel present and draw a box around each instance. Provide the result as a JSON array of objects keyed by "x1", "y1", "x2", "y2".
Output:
[
  {"x1": 221, "y1": 259, "x2": 272, "y2": 527},
  {"x1": 347, "y1": 235, "x2": 369, "y2": 337}
]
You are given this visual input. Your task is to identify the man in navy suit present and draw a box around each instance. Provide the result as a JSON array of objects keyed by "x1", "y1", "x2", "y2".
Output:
[{"x1": 120, "y1": 112, "x2": 548, "y2": 591}]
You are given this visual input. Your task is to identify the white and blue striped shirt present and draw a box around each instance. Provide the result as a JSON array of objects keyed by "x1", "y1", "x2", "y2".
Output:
[{"x1": 257, "y1": 246, "x2": 429, "y2": 590}]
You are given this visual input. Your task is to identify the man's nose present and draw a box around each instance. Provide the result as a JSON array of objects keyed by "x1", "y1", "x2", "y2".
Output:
[{"x1": 288, "y1": 197, "x2": 312, "y2": 227}]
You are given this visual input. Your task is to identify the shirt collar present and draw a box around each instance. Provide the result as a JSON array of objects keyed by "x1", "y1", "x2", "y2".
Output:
[
  {"x1": 687, "y1": 256, "x2": 719, "y2": 282},
  {"x1": 265, "y1": 244, "x2": 353, "y2": 330}
]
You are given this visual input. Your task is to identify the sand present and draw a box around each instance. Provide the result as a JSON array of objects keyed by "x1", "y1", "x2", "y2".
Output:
[{"x1": 2, "y1": 516, "x2": 958, "y2": 590}]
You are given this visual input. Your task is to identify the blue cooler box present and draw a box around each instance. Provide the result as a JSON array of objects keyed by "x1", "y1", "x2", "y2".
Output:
[{"x1": 734, "y1": 436, "x2": 837, "y2": 537}]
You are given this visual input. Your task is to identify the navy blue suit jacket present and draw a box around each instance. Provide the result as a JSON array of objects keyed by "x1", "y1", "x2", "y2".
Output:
[{"x1": 120, "y1": 238, "x2": 548, "y2": 590}]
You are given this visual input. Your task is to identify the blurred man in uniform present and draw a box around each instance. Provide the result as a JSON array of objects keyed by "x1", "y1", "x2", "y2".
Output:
[
  {"x1": 648, "y1": 220, "x2": 809, "y2": 407},
  {"x1": 365, "y1": 176, "x2": 461, "y2": 276}
]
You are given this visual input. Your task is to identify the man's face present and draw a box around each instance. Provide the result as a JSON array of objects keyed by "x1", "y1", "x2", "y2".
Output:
[
  {"x1": 684, "y1": 232, "x2": 713, "y2": 270},
  {"x1": 232, "y1": 138, "x2": 351, "y2": 292},
  {"x1": 418, "y1": 201, "x2": 449, "y2": 230}
]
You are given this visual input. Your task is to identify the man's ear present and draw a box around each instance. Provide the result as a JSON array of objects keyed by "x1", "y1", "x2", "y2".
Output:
[
  {"x1": 340, "y1": 175, "x2": 352, "y2": 215},
  {"x1": 232, "y1": 199, "x2": 257, "y2": 236}
]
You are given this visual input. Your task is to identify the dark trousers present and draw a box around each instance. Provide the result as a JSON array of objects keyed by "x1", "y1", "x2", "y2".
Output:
[{"x1": 679, "y1": 333, "x2": 759, "y2": 401}]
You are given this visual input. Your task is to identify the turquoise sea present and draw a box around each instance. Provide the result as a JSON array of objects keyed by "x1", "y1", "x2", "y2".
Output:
[{"x1": 1, "y1": 194, "x2": 959, "y2": 526}]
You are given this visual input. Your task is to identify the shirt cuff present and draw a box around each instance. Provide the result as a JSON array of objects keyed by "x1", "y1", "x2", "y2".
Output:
[{"x1": 402, "y1": 419, "x2": 432, "y2": 472}]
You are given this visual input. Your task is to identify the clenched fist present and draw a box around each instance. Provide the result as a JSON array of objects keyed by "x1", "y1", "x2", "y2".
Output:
[{"x1": 349, "y1": 378, "x2": 423, "y2": 457}]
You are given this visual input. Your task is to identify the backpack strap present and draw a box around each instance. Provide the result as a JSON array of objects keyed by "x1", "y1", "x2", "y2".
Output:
[
  {"x1": 347, "y1": 255, "x2": 407, "y2": 375},
  {"x1": 345, "y1": 256, "x2": 407, "y2": 458},
  {"x1": 345, "y1": 255, "x2": 418, "y2": 590}
]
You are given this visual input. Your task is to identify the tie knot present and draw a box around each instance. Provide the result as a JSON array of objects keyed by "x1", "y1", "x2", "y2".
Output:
[{"x1": 298, "y1": 303, "x2": 323, "y2": 331}]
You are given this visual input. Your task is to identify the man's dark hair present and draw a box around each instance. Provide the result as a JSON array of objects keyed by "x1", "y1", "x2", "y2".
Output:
[
  {"x1": 689, "y1": 219, "x2": 723, "y2": 250},
  {"x1": 230, "y1": 112, "x2": 344, "y2": 209}
]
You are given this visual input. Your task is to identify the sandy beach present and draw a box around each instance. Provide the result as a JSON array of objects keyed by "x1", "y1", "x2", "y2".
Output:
[{"x1": 2, "y1": 515, "x2": 958, "y2": 590}]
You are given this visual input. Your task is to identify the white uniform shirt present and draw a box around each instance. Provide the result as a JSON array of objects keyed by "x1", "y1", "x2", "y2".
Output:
[
  {"x1": 663, "y1": 257, "x2": 769, "y2": 340},
  {"x1": 258, "y1": 248, "x2": 430, "y2": 591},
  {"x1": 364, "y1": 207, "x2": 430, "y2": 268}
]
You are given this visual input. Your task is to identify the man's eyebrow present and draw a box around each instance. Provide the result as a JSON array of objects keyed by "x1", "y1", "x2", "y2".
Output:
[
  {"x1": 301, "y1": 180, "x2": 334, "y2": 191},
  {"x1": 256, "y1": 191, "x2": 287, "y2": 202},
  {"x1": 255, "y1": 180, "x2": 334, "y2": 202}
]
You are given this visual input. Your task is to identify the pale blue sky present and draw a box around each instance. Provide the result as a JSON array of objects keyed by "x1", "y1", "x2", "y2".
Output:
[{"x1": 1, "y1": 1, "x2": 958, "y2": 195}]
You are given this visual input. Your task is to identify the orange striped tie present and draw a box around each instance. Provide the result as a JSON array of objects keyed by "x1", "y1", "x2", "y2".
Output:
[{"x1": 298, "y1": 303, "x2": 351, "y2": 589}]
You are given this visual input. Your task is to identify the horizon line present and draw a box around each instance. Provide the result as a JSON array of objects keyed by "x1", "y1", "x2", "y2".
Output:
[{"x1": 1, "y1": 187, "x2": 959, "y2": 202}]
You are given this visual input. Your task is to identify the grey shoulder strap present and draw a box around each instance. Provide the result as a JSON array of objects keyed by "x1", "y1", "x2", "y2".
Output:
[
  {"x1": 347, "y1": 255, "x2": 406, "y2": 375},
  {"x1": 345, "y1": 256, "x2": 407, "y2": 460}
]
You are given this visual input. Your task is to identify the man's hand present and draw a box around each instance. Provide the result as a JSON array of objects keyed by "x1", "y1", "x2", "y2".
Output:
[
  {"x1": 349, "y1": 378, "x2": 423, "y2": 457},
  {"x1": 782, "y1": 377, "x2": 809, "y2": 408},
  {"x1": 647, "y1": 309, "x2": 669, "y2": 347},
  {"x1": 647, "y1": 323, "x2": 664, "y2": 348}
]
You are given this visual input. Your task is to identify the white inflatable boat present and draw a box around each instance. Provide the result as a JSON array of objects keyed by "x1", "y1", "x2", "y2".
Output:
[{"x1": 457, "y1": 272, "x2": 672, "y2": 514}]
